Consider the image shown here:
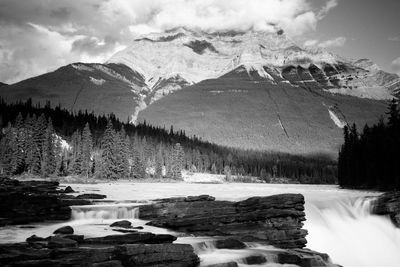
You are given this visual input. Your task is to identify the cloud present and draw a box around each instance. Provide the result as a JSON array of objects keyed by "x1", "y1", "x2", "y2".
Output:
[
  {"x1": 388, "y1": 36, "x2": 400, "y2": 42},
  {"x1": 318, "y1": 0, "x2": 339, "y2": 19},
  {"x1": 303, "y1": 39, "x2": 319, "y2": 47},
  {"x1": 392, "y1": 57, "x2": 400, "y2": 75},
  {"x1": 0, "y1": 0, "x2": 339, "y2": 83},
  {"x1": 304, "y1": 36, "x2": 346, "y2": 48},
  {"x1": 318, "y1": 36, "x2": 346, "y2": 48}
]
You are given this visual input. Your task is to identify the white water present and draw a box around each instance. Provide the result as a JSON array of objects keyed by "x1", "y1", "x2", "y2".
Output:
[{"x1": 1, "y1": 183, "x2": 400, "y2": 267}]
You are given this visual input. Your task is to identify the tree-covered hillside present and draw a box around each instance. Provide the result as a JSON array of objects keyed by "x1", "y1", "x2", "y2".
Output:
[{"x1": 0, "y1": 98, "x2": 337, "y2": 182}]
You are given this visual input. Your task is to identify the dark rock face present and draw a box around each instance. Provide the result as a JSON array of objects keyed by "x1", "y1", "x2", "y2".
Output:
[
  {"x1": 241, "y1": 255, "x2": 267, "y2": 265},
  {"x1": 115, "y1": 243, "x2": 200, "y2": 266},
  {"x1": 0, "y1": 177, "x2": 71, "y2": 226},
  {"x1": 75, "y1": 193, "x2": 107, "y2": 199},
  {"x1": 48, "y1": 236, "x2": 78, "y2": 248},
  {"x1": 373, "y1": 192, "x2": 400, "y2": 227},
  {"x1": 214, "y1": 239, "x2": 246, "y2": 249},
  {"x1": 139, "y1": 194, "x2": 307, "y2": 249}
]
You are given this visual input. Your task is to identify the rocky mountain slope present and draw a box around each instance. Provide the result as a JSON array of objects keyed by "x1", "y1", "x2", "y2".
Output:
[
  {"x1": 0, "y1": 63, "x2": 148, "y2": 122},
  {"x1": 1, "y1": 28, "x2": 399, "y2": 155}
]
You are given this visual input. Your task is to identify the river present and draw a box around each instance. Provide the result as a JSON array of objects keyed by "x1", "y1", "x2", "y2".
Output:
[{"x1": 1, "y1": 183, "x2": 399, "y2": 267}]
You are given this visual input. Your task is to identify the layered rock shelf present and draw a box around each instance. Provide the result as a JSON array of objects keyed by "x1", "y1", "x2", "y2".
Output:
[
  {"x1": 139, "y1": 194, "x2": 308, "y2": 249},
  {"x1": 0, "y1": 177, "x2": 72, "y2": 226}
]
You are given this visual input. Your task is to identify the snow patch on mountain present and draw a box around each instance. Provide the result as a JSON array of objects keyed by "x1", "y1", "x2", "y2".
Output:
[
  {"x1": 71, "y1": 64, "x2": 94, "y2": 72},
  {"x1": 325, "y1": 86, "x2": 393, "y2": 100},
  {"x1": 54, "y1": 134, "x2": 71, "y2": 150},
  {"x1": 89, "y1": 77, "x2": 105, "y2": 86},
  {"x1": 328, "y1": 109, "x2": 346, "y2": 128}
]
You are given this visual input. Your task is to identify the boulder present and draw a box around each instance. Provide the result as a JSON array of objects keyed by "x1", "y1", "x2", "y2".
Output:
[
  {"x1": 241, "y1": 255, "x2": 267, "y2": 265},
  {"x1": 139, "y1": 194, "x2": 307, "y2": 248},
  {"x1": 110, "y1": 220, "x2": 132, "y2": 228},
  {"x1": 64, "y1": 186, "x2": 74, "y2": 193},
  {"x1": 373, "y1": 192, "x2": 400, "y2": 227},
  {"x1": 75, "y1": 193, "x2": 107, "y2": 199},
  {"x1": 53, "y1": 225, "x2": 74, "y2": 235}
]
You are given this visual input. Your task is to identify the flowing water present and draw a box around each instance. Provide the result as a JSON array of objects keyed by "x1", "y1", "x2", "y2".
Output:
[{"x1": 1, "y1": 183, "x2": 400, "y2": 267}]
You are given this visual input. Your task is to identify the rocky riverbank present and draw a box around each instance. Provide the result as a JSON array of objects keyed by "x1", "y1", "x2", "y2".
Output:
[
  {"x1": 0, "y1": 178, "x2": 339, "y2": 266},
  {"x1": 373, "y1": 191, "x2": 400, "y2": 227}
]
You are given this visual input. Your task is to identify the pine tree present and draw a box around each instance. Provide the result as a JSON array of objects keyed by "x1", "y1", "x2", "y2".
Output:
[
  {"x1": 115, "y1": 128, "x2": 130, "y2": 178},
  {"x1": 12, "y1": 113, "x2": 26, "y2": 174},
  {"x1": 81, "y1": 123, "x2": 93, "y2": 178},
  {"x1": 101, "y1": 120, "x2": 118, "y2": 179},
  {"x1": 211, "y1": 163, "x2": 217, "y2": 174},
  {"x1": 41, "y1": 118, "x2": 57, "y2": 177},
  {"x1": 0, "y1": 124, "x2": 16, "y2": 175},
  {"x1": 155, "y1": 145, "x2": 163, "y2": 178},
  {"x1": 69, "y1": 130, "x2": 83, "y2": 175},
  {"x1": 171, "y1": 143, "x2": 184, "y2": 179}
]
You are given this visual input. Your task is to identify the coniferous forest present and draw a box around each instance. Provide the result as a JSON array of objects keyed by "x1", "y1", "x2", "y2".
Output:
[
  {"x1": 338, "y1": 99, "x2": 400, "y2": 190},
  {"x1": 0, "y1": 98, "x2": 337, "y2": 183}
]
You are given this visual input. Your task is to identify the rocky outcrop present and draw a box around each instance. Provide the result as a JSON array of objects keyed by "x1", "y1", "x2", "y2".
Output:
[
  {"x1": 0, "y1": 177, "x2": 72, "y2": 226},
  {"x1": 139, "y1": 194, "x2": 307, "y2": 249},
  {"x1": 373, "y1": 191, "x2": 400, "y2": 227}
]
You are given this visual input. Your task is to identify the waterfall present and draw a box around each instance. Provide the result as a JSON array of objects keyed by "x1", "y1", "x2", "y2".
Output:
[
  {"x1": 71, "y1": 204, "x2": 139, "y2": 220},
  {"x1": 305, "y1": 197, "x2": 400, "y2": 267}
]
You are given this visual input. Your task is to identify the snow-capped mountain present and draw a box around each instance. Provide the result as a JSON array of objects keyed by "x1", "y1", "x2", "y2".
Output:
[{"x1": 108, "y1": 27, "x2": 399, "y2": 102}]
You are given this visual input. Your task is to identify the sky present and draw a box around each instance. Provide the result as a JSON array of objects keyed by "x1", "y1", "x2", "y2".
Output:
[{"x1": 0, "y1": 0, "x2": 399, "y2": 84}]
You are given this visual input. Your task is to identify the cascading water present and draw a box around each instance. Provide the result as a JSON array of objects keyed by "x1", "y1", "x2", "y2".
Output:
[
  {"x1": 2, "y1": 183, "x2": 400, "y2": 267},
  {"x1": 71, "y1": 204, "x2": 139, "y2": 220},
  {"x1": 305, "y1": 196, "x2": 400, "y2": 267}
]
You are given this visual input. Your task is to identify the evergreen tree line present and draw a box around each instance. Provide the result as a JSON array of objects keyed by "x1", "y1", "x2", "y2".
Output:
[
  {"x1": 338, "y1": 99, "x2": 400, "y2": 189},
  {"x1": 0, "y1": 98, "x2": 337, "y2": 182}
]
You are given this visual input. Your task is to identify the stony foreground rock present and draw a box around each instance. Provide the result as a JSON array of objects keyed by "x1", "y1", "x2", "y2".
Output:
[
  {"x1": 139, "y1": 194, "x2": 307, "y2": 248},
  {"x1": 373, "y1": 191, "x2": 400, "y2": 227},
  {"x1": 0, "y1": 230, "x2": 198, "y2": 267}
]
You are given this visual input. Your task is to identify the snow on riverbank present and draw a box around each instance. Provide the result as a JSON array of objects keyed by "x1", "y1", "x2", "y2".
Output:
[{"x1": 182, "y1": 171, "x2": 226, "y2": 183}]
